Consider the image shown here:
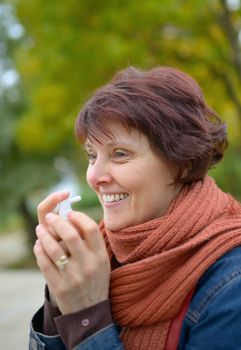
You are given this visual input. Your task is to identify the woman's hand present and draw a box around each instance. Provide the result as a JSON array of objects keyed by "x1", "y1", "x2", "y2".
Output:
[
  {"x1": 34, "y1": 192, "x2": 110, "y2": 315},
  {"x1": 37, "y1": 190, "x2": 70, "y2": 237},
  {"x1": 35, "y1": 190, "x2": 70, "y2": 307}
]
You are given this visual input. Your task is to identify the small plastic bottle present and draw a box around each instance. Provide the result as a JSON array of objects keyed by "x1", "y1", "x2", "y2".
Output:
[{"x1": 57, "y1": 195, "x2": 81, "y2": 219}]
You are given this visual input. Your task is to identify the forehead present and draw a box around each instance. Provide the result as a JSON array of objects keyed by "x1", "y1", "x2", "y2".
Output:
[{"x1": 85, "y1": 120, "x2": 146, "y2": 146}]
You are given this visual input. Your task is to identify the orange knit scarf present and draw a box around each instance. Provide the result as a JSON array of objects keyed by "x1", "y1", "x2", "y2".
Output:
[{"x1": 100, "y1": 176, "x2": 241, "y2": 350}]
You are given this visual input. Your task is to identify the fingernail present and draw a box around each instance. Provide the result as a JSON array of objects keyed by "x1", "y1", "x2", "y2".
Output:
[
  {"x1": 35, "y1": 224, "x2": 43, "y2": 232},
  {"x1": 67, "y1": 211, "x2": 73, "y2": 219},
  {"x1": 60, "y1": 190, "x2": 69, "y2": 199},
  {"x1": 34, "y1": 239, "x2": 41, "y2": 251},
  {"x1": 46, "y1": 212, "x2": 55, "y2": 221}
]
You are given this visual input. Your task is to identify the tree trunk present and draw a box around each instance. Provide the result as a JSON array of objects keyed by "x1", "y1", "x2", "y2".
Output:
[{"x1": 18, "y1": 199, "x2": 37, "y2": 250}]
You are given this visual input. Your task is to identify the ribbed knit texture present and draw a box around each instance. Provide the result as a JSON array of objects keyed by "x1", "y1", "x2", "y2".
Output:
[{"x1": 100, "y1": 176, "x2": 241, "y2": 350}]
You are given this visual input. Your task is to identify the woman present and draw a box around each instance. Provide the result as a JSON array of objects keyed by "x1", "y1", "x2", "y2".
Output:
[{"x1": 29, "y1": 66, "x2": 241, "y2": 350}]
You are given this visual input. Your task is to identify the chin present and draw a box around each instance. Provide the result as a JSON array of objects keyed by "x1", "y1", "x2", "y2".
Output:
[
  {"x1": 104, "y1": 222, "x2": 123, "y2": 231},
  {"x1": 103, "y1": 218, "x2": 127, "y2": 231},
  {"x1": 104, "y1": 216, "x2": 137, "y2": 231}
]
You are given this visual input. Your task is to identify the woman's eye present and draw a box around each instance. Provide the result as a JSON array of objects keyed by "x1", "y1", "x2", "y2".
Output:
[
  {"x1": 113, "y1": 150, "x2": 128, "y2": 158},
  {"x1": 86, "y1": 153, "x2": 97, "y2": 162}
]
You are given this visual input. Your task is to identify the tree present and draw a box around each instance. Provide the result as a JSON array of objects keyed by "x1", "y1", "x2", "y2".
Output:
[
  {"x1": 0, "y1": 3, "x2": 61, "y2": 248},
  {"x1": 2, "y1": 0, "x2": 241, "y2": 248},
  {"x1": 14, "y1": 0, "x2": 241, "y2": 190}
]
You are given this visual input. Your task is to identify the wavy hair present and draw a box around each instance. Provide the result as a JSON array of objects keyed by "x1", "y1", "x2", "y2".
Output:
[{"x1": 75, "y1": 66, "x2": 227, "y2": 183}]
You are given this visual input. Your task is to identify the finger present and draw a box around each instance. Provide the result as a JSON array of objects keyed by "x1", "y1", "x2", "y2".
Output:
[
  {"x1": 68, "y1": 211, "x2": 106, "y2": 253},
  {"x1": 37, "y1": 191, "x2": 69, "y2": 225},
  {"x1": 35, "y1": 222, "x2": 60, "y2": 242},
  {"x1": 36, "y1": 225, "x2": 69, "y2": 267},
  {"x1": 45, "y1": 213, "x2": 86, "y2": 260},
  {"x1": 33, "y1": 239, "x2": 61, "y2": 286}
]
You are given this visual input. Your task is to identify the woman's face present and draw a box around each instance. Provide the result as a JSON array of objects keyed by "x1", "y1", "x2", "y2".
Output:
[{"x1": 85, "y1": 121, "x2": 182, "y2": 231}]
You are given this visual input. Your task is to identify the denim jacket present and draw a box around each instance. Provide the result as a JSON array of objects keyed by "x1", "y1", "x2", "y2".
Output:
[{"x1": 29, "y1": 246, "x2": 241, "y2": 350}]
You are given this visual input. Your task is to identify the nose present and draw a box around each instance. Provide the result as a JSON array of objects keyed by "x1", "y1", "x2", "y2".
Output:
[{"x1": 87, "y1": 159, "x2": 112, "y2": 188}]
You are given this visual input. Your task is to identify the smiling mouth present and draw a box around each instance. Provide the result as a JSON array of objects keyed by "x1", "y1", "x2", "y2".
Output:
[{"x1": 103, "y1": 193, "x2": 129, "y2": 203}]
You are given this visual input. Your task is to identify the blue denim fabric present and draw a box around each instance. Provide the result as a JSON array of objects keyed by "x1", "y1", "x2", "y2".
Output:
[
  {"x1": 29, "y1": 323, "x2": 124, "y2": 350},
  {"x1": 178, "y1": 246, "x2": 241, "y2": 350},
  {"x1": 29, "y1": 324, "x2": 66, "y2": 350},
  {"x1": 29, "y1": 247, "x2": 241, "y2": 350}
]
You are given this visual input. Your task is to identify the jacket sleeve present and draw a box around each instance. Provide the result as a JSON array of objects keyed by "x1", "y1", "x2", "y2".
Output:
[
  {"x1": 180, "y1": 247, "x2": 241, "y2": 350},
  {"x1": 29, "y1": 305, "x2": 66, "y2": 350},
  {"x1": 72, "y1": 325, "x2": 125, "y2": 350}
]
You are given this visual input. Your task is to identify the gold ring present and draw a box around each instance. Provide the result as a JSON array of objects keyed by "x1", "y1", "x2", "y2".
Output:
[{"x1": 55, "y1": 255, "x2": 69, "y2": 270}]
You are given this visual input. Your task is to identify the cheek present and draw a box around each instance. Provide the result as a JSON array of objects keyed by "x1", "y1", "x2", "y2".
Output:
[
  {"x1": 86, "y1": 166, "x2": 95, "y2": 189},
  {"x1": 117, "y1": 170, "x2": 139, "y2": 191}
]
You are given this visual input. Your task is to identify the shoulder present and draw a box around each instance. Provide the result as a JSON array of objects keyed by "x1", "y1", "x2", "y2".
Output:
[
  {"x1": 189, "y1": 246, "x2": 241, "y2": 320},
  {"x1": 179, "y1": 246, "x2": 241, "y2": 350}
]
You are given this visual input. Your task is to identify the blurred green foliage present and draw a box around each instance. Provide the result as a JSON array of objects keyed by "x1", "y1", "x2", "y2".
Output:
[
  {"x1": 1, "y1": 0, "x2": 241, "y2": 243},
  {"x1": 14, "y1": 0, "x2": 241, "y2": 150}
]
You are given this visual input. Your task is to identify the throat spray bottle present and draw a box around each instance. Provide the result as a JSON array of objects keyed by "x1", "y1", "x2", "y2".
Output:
[{"x1": 56, "y1": 195, "x2": 82, "y2": 219}]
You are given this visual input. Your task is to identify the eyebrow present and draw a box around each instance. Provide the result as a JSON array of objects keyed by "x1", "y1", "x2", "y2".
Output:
[
  {"x1": 84, "y1": 140, "x2": 135, "y2": 150},
  {"x1": 83, "y1": 140, "x2": 137, "y2": 151}
]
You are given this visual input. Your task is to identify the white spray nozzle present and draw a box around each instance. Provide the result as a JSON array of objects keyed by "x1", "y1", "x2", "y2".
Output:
[
  {"x1": 57, "y1": 195, "x2": 81, "y2": 219},
  {"x1": 69, "y1": 195, "x2": 81, "y2": 204}
]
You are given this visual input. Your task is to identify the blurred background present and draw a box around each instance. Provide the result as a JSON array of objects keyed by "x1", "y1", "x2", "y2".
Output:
[
  {"x1": 1, "y1": 0, "x2": 241, "y2": 267},
  {"x1": 1, "y1": 0, "x2": 241, "y2": 348}
]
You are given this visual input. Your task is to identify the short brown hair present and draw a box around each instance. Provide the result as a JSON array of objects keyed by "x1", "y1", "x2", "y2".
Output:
[{"x1": 75, "y1": 66, "x2": 227, "y2": 183}]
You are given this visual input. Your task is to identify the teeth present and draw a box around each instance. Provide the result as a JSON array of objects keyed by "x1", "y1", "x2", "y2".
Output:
[{"x1": 103, "y1": 193, "x2": 128, "y2": 203}]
